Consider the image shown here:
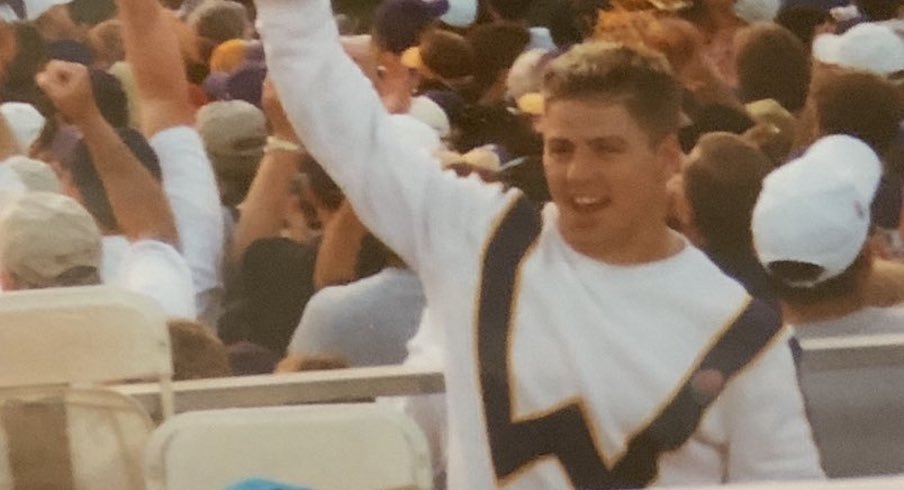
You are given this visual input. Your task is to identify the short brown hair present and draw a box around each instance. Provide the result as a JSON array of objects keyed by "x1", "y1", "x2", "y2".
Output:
[
  {"x1": 735, "y1": 23, "x2": 810, "y2": 113},
  {"x1": 684, "y1": 132, "x2": 772, "y2": 255},
  {"x1": 167, "y1": 319, "x2": 232, "y2": 381},
  {"x1": 543, "y1": 41, "x2": 682, "y2": 145},
  {"x1": 812, "y1": 70, "x2": 904, "y2": 156}
]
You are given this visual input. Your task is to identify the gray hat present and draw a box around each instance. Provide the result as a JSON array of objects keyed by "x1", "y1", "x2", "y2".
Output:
[
  {"x1": 5, "y1": 156, "x2": 61, "y2": 193},
  {"x1": 196, "y1": 100, "x2": 267, "y2": 178},
  {"x1": 0, "y1": 192, "x2": 102, "y2": 287}
]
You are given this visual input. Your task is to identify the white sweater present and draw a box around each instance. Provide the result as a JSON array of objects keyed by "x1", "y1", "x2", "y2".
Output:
[{"x1": 257, "y1": 1, "x2": 825, "y2": 487}]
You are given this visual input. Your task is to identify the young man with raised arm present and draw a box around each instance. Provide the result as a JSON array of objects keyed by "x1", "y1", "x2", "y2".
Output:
[
  {"x1": 256, "y1": 0, "x2": 825, "y2": 487},
  {"x1": 115, "y1": 0, "x2": 225, "y2": 326}
]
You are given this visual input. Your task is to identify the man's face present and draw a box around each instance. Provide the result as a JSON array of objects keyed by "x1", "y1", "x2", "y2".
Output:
[{"x1": 542, "y1": 97, "x2": 678, "y2": 260}]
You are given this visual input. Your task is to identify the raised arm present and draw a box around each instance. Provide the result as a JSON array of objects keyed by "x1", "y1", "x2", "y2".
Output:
[
  {"x1": 256, "y1": 0, "x2": 513, "y2": 271},
  {"x1": 231, "y1": 78, "x2": 302, "y2": 265},
  {"x1": 117, "y1": 0, "x2": 224, "y2": 325},
  {"x1": 116, "y1": 0, "x2": 193, "y2": 136},
  {"x1": 36, "y1": 61, "x2": 179, "y2": 245},
  {"x1": 312, "y1": 200, "x2": 368, "y2": 290}
]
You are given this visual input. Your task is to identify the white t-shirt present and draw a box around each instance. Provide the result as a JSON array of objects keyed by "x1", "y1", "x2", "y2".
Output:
[
  {"x1": 102, "y1": 235, "x2": 196, "y2": 319},
  {"x1": 148, "y1": 126, "x2": 224, "y2": 326},
  {"x1": 259, "y1": 2, "x2": 825, "y2": 487}
]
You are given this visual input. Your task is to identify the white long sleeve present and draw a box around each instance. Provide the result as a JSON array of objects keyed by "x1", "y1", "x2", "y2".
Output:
[
  {"x1": 149, "y1": 127, "x2": 225, "y2": 326},
  {"x1": 257, "y1": 0, "x2": 514, "y2": 273}
]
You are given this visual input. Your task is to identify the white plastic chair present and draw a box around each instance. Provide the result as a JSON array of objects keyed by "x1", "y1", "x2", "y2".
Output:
[
  {"x1": 0, "y1": 286, "x2": 175, "y2": 489},
  {"x1": 0, "y1": 388, "x2": 153, "y2": 489},
  {"x1": 144, "y1": 403, "x2": 434, "y2": 490},
  {"x1": 0, "y1": 285, "x2": 175, "y2": 418}
]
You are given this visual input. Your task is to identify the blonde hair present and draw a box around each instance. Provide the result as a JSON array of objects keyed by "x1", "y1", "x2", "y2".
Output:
[{"x1": 543, "y1": 41, "x2": 682, "y2": 144}]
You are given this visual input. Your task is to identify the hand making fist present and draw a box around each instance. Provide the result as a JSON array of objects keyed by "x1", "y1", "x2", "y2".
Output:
[{"x1": 35, "y1": 60, "x2": 100, "y2": 125}]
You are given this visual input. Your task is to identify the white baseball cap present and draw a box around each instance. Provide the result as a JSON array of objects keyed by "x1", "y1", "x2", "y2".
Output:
[
  {"x1": 752, "y1": 135, "x2": 882, "y2": 287},
  {"x1": 813, "y1": 23, "x2": 904, "y2": 78}
]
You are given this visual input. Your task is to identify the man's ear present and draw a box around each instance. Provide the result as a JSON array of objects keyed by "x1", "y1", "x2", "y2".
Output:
[{"x1": 657, "y1": 133, "x2": 682, "y2": 177}]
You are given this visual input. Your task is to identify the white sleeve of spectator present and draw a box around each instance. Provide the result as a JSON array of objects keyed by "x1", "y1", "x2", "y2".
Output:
[
  {"x1": 723, "y1": 333, "x2": 826, "y2": 482},
  {"x1": 115, "y1": 239, "x2": 197, "y2": 319},
  {"x1": 286, "y1": 288, "x2": 342, "y2": 356},
  {"x1": 257, "y1": 0, "x2": 516, "y2": 271},
  {"x1": 148, "y1": 126, "x2": 224, "y2": 320}
]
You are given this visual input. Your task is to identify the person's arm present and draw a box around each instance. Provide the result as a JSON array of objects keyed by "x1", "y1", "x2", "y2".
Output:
[
  {"x1": 312, "y1": 201, "x2": 368, "y2": 290},
  {"x1": 231, "y1": 78, "x2": 302, "y2": 265},
  {"x1": 257, "y1": 0, "x2": 514, "y2": 272},
  {"x1": 115, "y1": 0, "x2": 193, "y2": 137},
  {"x1": 722, "y1": 330, "x2": 825, "y2": 481},
  {"x1": 117, "y1": 0, "x2": 224, "y2": 324},
  {"x1": 36, "y1": 60, "x2": 179, "y2": 245}
]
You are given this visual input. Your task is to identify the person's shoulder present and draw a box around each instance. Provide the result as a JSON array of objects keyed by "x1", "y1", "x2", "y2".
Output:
[
  {"x1": 148, "y1": 125, "x2": 205, "y2": 151},
  {"x1": 122, "y1": 239, "x2": 192, "y2": 274}
]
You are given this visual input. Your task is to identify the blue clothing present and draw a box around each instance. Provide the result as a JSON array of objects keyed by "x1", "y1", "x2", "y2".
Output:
[{"x1": 288, "y1": 267, "x2": 425, "y2": 366}]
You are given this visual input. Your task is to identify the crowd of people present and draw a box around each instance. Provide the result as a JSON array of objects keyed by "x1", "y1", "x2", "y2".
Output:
[{"x1": 1, "y1": 0, "x2": 904, "y2": 487}]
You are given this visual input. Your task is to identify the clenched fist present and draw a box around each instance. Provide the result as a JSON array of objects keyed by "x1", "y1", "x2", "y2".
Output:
[{"x1": 35, "y1": 60, "x2": 100, "y2": 125}]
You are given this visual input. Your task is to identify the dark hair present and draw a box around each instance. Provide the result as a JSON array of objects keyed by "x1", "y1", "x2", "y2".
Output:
[
  {"x1": 486, "y1": 0, "x2": 534, "y2": 21},
  {"x1": 355, "y1": 233, "x2": 391, "y2": 280},
  {"x1": 735, "y1": 23, "x2": 811, "y2": 113},
  {"x1": 13, "y1": 265, "x2": 100, "y2": 290},
  {"x1": 544, "y1": 41, "x2": 682, "y2": 145},
  {"x1": 775, "y1": 6, "x2": 832, "y2": 47},
  {"x1": 684, "y1": 132, "x2": 771, "y2": 255},
  {"x1": 47, "y1": 40, "x2": 94, "y2": 66},
  {"x1": 372, "y1": 0, "x2": 444, "y2": 54},
  {"x1": 453, "y1": 104, "x2": 543, "y2": 157},
  {"x1": 67, "y1": 128, "x2": 161, "y2": 233},
  {"x1": 679, "y1": 103, "x2": 755, "y2": 153},
  {"x1": 813, "y1": 70, "x2": 904, "y2": 156},
  {"x1": 418, "y1": 27, "x2": 474, "y2": 82},
  {"x1": 67, "y1": 0, "x2": 117, "y2": 26},
  {"x1": 767, "y1": 252, "x2": 869, "y2": 305},
  {"x1": 300, "y1": 155, "x2": 344, "y2": 211},
  {"x1": 547, "y1": 0, "x2": 587, "y2": 49},
  {"x1": 467, "y1": 22, "x2": 531, "y2": 99},
  {"x1": 1, "y1": 23, "x2": 51, "y2": 115},
  {"x1": 856, "y1": 0, "x2": 902, "y2": 20},
  {"x1": 89, "y1": 69, "x2": 129, "y2": 128}
]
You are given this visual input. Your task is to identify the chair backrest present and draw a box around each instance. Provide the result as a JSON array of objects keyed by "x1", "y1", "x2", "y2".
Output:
[
  {"x1": 671, "y1": 475, "x2": 904, "y2": 489},
  {"x1": 0, "y1": 286, "x2": 175, "y2": 417},
  {"x1": 797, "y1": 333, "x2": 904, "y2": 478},
  {"x1": 0, "y1": 388, "x2": 153, "y2": 490},
  {"x1": 145, "y1": 403, "x2": 434, "y2": 490}
]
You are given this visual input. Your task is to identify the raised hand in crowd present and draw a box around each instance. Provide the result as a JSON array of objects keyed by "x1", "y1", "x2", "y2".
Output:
[
  {"x1": 117, "y1": 0, "x2": 225, "y2": 326},
  {"x1": 230, "y1": 77, "x2": 305, "y2": 265},
  {"x1": 36, "y1": 60, "x2": 179, "y2": 246}
]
